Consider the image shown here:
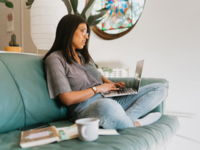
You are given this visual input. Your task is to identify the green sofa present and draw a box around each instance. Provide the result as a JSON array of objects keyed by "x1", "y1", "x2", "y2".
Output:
[{"x1": 0, "y1": 52, "x2": 180, "y2": 150}]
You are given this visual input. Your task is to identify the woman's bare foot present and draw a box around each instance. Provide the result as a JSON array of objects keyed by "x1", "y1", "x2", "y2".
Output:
[
  {"x1": 134, "y1": 121, "x2": 141, "y2": 127},
  {"x1": 134, "y1": 112, "x2": 162, "y2": 126}
]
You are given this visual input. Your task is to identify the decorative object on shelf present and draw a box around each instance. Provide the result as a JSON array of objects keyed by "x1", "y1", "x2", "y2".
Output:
[
  {"x1": 95, "y1": 64, "x2": 131, "y2": 78},
  {"x1": 30, "y1": 0, "x2": 108, "y2": 52},
  {"x1": 6, "y1": 12, "x2": 14, "y2": 32},
  {"x1": 5, "y1": 34, "x2": 22, "y2": 52},
  {"x1": 98, "y1": 68, "x2": 129, "y2": 77},
  {"x1": 95, "y1": 63, "x2": 113, "y2": 73},
  {"x1": 0, "y1": 0, "x2": 13, "y2": 9},
  {"x1": 90, "y1": 0, "x2": 146, "y2": 40},
  {"x1": 102, "y1": 67, "x2": 113, "y2": 73}
]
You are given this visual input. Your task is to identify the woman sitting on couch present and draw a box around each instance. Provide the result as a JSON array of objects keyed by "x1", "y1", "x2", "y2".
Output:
[{"x1": 43, "y1": 14, "x2": 167, "y2": 129}]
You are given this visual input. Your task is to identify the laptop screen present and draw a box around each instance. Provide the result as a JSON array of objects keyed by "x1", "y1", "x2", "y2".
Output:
[{"x1": 133, "y1": 60, "x2": 144, "y2": 92}]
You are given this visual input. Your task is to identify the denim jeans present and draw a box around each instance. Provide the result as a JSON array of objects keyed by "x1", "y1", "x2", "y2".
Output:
[{"x1": 74, "y1": 83, "x2": 167, "y2": 129}]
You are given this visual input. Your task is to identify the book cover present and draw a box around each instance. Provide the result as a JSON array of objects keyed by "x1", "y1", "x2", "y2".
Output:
[{"x1": 20, "y1": 126, "x2": 59, "y2": 148}]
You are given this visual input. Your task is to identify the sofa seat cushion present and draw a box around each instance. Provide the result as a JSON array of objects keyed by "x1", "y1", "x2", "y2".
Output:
[{"x1": 0, "y1": 115, "x2": 179, "y2": 150}]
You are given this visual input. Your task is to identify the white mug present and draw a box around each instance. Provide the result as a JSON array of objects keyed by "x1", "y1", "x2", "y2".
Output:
[{"x1": 75, "y1": 118, "x2": 100, "y2": 142}]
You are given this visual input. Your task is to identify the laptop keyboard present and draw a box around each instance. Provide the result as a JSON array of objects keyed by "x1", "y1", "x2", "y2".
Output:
[{"x1": 117, "y1": 88, "x2": 135, "y2": 94}]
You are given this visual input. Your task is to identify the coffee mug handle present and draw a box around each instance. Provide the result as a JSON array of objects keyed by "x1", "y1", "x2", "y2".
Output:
[{"x1": 81, "y1": 126, "x2": 87, "y2": 138}]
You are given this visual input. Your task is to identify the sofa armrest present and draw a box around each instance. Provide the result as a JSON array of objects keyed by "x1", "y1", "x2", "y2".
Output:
[
  {"x1": 107, "y1": 77, "x2": 169, "y2": 89},
  {"x1": 140, "y1": 77, "x2": 169, "y2": 89},
  {"x1": 108, "y1": 77, "x2": 169, "y2": 115}
]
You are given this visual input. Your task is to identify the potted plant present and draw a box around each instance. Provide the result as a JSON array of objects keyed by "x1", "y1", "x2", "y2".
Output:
[{"x1": 5, "y1": 34, "x2": 22, "y2": 52}]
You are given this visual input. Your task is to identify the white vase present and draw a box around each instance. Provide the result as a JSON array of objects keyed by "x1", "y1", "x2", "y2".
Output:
[{"x1": 30, "y1": 0, "x2": 68, "y2": 50}]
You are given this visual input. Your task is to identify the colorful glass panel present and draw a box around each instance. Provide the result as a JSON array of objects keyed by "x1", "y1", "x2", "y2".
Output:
[
  {"x1": 91, "y1": 0, "x2": 145, "y2": 36},
  {"x1": 101, "y1": 0, "x2": 132, "y2": 31}
]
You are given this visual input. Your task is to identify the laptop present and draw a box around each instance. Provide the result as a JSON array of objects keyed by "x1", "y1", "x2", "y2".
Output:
[{"x1": 103, "y1": 60, "x2": 144, "y2": 98}]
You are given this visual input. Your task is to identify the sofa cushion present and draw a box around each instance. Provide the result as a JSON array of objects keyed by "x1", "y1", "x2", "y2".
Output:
[
  {"x1": 0, "y1": 60, "x2": 25, "y2": 133},
  {"x1": 0, "y1": 115, "x2": 180, "y2": 150},
  {"x1": 0, "y1": 53, "x2": 68, "y2": 134}
]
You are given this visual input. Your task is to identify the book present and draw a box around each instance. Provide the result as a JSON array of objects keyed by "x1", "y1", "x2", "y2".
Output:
[
  {"x1": 20, "y1": 126, "x2": 59, "y2": 148},
  {"x1": 20, "y1": 124, "x2": 119, "y2": 148}
]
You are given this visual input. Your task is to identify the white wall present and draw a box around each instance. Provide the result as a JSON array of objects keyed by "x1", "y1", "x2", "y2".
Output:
[{"x1": 89, "y1": 0, "x2": 200, "y2": 114}]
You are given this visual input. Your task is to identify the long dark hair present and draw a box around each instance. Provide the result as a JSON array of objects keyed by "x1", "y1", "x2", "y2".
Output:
[{"x1": 43, "y1": 14, "x2": 92, "y2": 64}]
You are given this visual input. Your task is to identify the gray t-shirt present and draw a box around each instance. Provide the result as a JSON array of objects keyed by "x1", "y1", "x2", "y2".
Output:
[{"x1": 45, "y1": 51, "x2": 103, "y2": 118}]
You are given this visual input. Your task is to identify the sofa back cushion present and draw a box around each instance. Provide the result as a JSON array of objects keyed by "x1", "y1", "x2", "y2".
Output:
[{"x1": 0, "y1": 53, "x2": 68, "y2": 134}]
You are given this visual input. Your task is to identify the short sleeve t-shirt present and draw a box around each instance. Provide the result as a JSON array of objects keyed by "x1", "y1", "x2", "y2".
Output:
[{"x1": 45, "y1": 51, "x2": 103, "y2": 118}]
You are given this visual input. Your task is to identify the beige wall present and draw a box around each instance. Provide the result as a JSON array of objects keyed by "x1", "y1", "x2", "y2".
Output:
[
  {"x1": 0, "y1": 0, "x2": 47, "y2": 55},
  {"x1": 0, "y1": 0, "x2": 21, "y2": 50}
]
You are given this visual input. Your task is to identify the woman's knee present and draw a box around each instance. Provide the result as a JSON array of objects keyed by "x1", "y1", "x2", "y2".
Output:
[
  {"x1": 92, "y1": 98, "x2": 123, "y2": 115},
  {"x1": 155, "y1": 83, "x2": 167, "y2": 98},
  {"x1": 149, "y1": 83, "x2": 167, "y2": 103}
]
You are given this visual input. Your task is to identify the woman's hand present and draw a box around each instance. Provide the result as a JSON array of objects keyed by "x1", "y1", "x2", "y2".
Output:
[
  {"x1": 101, "y1": 76, "x2": 125, "y2": 89},
  {"x1": 114, "y1": 82, "x2": 125, "y2": 89},
  {"x1": 96, "y1": 83, "x2": 119, "y2": 93}
]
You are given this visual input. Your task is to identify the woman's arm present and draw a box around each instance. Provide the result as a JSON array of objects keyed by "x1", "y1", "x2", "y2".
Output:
[
  {"x1": 59, "y1": 83, "x2": 119, "y2": 106},
  {"x1": 102, "y1": 76, "x2": 114, "y2": 84},
  {"x1": 59, "y1": 88, "x2": 95, "y2": 106}
]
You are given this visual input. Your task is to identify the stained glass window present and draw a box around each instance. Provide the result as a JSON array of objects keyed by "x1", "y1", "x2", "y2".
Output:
[
  {"x1": 101, "y1": 0, "x2": 132, "y2": 31},
  {"x1": 92, "y1": 0, "x2": 145, "y2": 35}
]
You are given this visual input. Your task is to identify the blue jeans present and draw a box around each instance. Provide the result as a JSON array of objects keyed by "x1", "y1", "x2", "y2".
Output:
[{"x1": 74, "y1": 83, "x2": 167, "y2": 129}]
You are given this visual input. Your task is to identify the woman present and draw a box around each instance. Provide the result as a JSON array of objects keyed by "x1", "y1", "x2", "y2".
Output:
[{"x1": 44, "y1": 14, "x2": 166, "y2": 129}]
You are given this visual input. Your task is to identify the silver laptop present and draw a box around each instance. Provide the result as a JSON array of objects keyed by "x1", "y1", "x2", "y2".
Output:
[{"x1": 103, "y1": 60, "x2": 144, "y2": 98}]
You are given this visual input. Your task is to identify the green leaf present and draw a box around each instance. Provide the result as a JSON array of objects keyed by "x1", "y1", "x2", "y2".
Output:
[
  {"x1": 70, "y1": 0, "x2": 78, "y2": 14},
  {"x1": 26, "y1": 0, "x2": 34, "y2": 8},
  {"x1": 5, "y1": 1, "x2": 13, "y2": 8},
  {"x1": 96, "y1": 7, "x2": 108, "y2": 12},
  {"x1": 81, "y1": 0, "x2": 96, "y2": 20},
  {"x1": 88, "y1": 19, "x2": 101, "y2": 26},
  {"x1": 95, "y1": 63, "x2": 98, "y2": 69},
  {"x1": 87, "y1": 9, "x2": 108, "y2": 26},
  {"x1": 62, "y1": 0, "x2": 72, "y2": 14},
  {"x1": 0, "y1": 0, "x2": 14, "y2": 9},
  {"x1": 26, "y1": 2, "x2": 30, "y2": 6},
  {"x1": 75, "y1": 11, "x2": 83, "y2": 18},
  {"x1": 28, "y1": 0, "x2": 34, "y2": 3}
]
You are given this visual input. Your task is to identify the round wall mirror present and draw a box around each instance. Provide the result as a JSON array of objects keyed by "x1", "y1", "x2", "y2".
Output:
[{"x1": 87, "y1": 0, "x2": 146, "y2": 40}]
